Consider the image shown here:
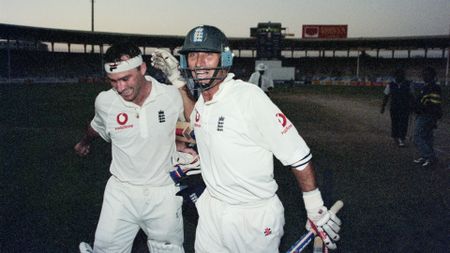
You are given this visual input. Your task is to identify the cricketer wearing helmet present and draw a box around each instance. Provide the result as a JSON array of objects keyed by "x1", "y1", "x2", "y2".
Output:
[
  {"x1": 74, "y1": 42, "x2": 195, "y2": 253},
  {"x1": 153, "y1": 25, "x2": 342, "y2": 252}
]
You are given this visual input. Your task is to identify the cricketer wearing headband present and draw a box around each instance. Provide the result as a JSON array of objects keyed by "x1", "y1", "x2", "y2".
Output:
[{"x1": 75, "y1": 42, "x2": 196, "y2": 253}]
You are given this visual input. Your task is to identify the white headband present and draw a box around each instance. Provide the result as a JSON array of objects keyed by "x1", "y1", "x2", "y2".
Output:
[{"x1": 104, "y1": 55, "x2": 143, "y2": 73}]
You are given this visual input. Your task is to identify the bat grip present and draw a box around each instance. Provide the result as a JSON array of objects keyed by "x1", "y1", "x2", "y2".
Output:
[
  {"x1": 176, "y1": 129, "x2": 184, "y2": 136},
  {"x1": 312, "y1": 200, "x2": 344, "y2": 253},
  {"x1": 286, "y1": 200, "x2": 344, "y2": 253}
]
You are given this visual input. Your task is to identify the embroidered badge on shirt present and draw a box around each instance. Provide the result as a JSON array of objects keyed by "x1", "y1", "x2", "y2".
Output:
[
  {"x1": 217, "y1": 116, "x2": 225, "y2": 131},
  {"x1": 158, "y1": 110, "x2": 166, "y2": 123}
]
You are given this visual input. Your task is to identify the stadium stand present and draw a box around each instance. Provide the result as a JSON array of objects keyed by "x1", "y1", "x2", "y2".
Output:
[{"x1": 1, "y1": 23, "x2": 449, "y2": 85}]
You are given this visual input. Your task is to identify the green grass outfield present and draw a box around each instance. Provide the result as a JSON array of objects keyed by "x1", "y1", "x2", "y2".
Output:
[{"x1": 1, "y1": 83, "x2": 448, "y2": 252}]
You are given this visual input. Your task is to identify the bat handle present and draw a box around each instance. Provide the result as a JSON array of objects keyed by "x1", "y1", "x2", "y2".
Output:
[
  {"x1": 285, "y1": 232, "x2": 315, "y2": 253},
  {"x1": 312, "y1": 200, "x2": 344, "y2": 253},
  {"x1": 285, "y1": 200, "x2": 344, "y2": 253},
  {"x1": 313, "y1": 236, "x2": 325, "y2": 253}
]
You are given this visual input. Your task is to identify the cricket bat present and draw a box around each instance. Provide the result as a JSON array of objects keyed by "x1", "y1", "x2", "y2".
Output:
[
  {"x1": 176, "y1": 121, "x2": 196, "y2": 144},
  {"x1": 286, "y1": 200, "x2": 343, "y2": 253},
  {"x1": 313, "y1": 236, "x2": 327, "y2": 253}
]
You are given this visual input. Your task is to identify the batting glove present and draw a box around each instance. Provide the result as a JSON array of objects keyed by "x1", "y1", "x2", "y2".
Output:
[
  {"x1": 170, "y1": 152, "x2": 201, "y2": 184},
  {"x1": 303, "y1": 189, "x2": 342, "y2": 250},
  {"x1": 151, "y1": 48, "x2": 186, "y2": 88},
  {"x1": 176, "y1": 182, "x2": 205, "y2": 206}
]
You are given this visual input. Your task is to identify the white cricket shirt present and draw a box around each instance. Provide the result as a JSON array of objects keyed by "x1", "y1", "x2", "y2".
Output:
[
  {"x1": 91, "y1": 76, "x2": 184, "y2": 185},
  {"x1": 191, "y1": 74, "x2": 312, "y2": 204}
]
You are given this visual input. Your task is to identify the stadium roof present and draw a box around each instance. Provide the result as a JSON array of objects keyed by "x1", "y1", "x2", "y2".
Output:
[
  {"x1": 0, "y1": 23, "x2": 184, "y2": 48},
  {"x1": 1, "y1": 23, "x2": 449, "y2": 52}
]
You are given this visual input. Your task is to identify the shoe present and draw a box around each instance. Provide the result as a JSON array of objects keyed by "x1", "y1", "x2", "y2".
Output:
[
  {"x1": 422, "y1": 159, "x2": 434, "y2": 167},
  {"x1": 398, "y1": 139, "x2": 405, "y2": 147},
  {"x1": 79, "y1": 242, "x2": 93, "y2": 253},
  {"x1": 413, "y1": 157, "x2": 425, "y2": 164}
]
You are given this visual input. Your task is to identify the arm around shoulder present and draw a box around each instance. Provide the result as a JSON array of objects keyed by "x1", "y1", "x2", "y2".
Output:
[{"x1": 178, "y1": 86, "x2": 195, "y2": 121}]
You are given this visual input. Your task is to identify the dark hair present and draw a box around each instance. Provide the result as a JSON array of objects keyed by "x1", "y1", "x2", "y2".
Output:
[{"x1": 104, "y1": 42, "x2": 142, "y2": 63}]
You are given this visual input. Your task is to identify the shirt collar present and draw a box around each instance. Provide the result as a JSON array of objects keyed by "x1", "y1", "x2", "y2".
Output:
[
  {"x1": 201, "y1": 73, "x2": 235, "y2": 105},
  {"x1": 143, "y1": 75, "x2": 163, "y2": 104}
]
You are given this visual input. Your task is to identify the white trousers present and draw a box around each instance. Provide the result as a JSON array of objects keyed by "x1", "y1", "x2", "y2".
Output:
[
  {"x1": 93, "y1": 176, "x2": 184, "y2": 253},
  {"x1": 195, "y1": 190, "x2": 285, "y2": 253}
]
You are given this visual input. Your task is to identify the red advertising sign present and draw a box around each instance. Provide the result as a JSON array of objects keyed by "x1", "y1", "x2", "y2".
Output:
[{"x1": 302, "y1": 25, "x2": 348, "y2": 39}]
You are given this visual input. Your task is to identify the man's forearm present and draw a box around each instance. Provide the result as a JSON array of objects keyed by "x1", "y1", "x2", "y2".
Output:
[
  {"x1": 179, "y1": 86, "x2": 195, "y2": 121},
  {"x1": 80, "y1": 124, "x2": 100, "y2": 145},
  {"x1": 291, "y1": 162, "x2": 318, "y2": 192}
]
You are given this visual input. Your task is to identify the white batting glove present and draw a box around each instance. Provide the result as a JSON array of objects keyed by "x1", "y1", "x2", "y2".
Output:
[
  {"x1": 151, "y1": 48, "x2": 186, "y2": 88},
  {"x1": 170, "y1": 152, "x2": 201, "y2": 184},
  {"x1": 303, "y1": 189, "x2": 342, "y2": 250},
  {"x1": 172, "y1": 151, "x2": 200, "y2": 169}
]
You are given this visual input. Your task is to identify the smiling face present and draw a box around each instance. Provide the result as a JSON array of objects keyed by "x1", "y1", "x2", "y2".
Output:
[
  {"x1": 106, "y1": 55, "x2": 148, "y2": 105},
  {"x1": 187, "y1": 51, "x2": 227, "y2": 87}
]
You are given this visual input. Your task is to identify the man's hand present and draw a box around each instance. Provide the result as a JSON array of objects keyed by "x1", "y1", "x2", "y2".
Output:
[
  {"x1": 306, "y1": 205, "x2": 342, "y2": 250},
  {"x1": 74, "y1": 142, "x2": 90, "y2": 157},
  {"x1": 74, "y1": 124, "x2": 99, "y2": 157},
  {"x1": 170, "y1": 151, "x2": 201, "y2": 184},
  {"x1": 151, "y1": 49, "x2": 186, "y2": 88},
  {"x1": 303, "y1": 189, "x2": 342, "y2": 250}
]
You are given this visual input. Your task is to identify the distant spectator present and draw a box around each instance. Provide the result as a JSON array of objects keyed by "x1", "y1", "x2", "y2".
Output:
[
  {"x1": 248, "y1": 63, "x2": 274, "y2": 97},
  {"x1": 412, "y1": 67, "x2": 442, "y2": 167},
  {"x1": 380, "y1": 68, "x2": 413, "y2": 147}
]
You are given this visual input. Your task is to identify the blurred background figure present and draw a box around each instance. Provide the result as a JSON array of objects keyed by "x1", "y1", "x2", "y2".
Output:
[
  {"x1": 380, "y1": 68, "x2": 413, "y2": 147},
  {"x1": 249, "y1": 63, "x2": 274, "y2": 97},
  {"x1": 412, "y1": 67, "x2": 443, "y2": 167}
]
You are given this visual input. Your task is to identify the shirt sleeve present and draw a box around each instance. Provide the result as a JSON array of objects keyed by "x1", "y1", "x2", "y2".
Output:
[
  {"x1": 90, "y1": 92, "x2": 111, "y2": 143},
  {"x1": 246, "y1": 87, "x2": 311, "y2": 167}
]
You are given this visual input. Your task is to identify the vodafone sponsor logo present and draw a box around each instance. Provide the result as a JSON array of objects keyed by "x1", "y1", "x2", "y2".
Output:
[
  {"x1": 115, "y1": 113, "x2": 133, "y2": 130},
  {"x1": 276, "y1": 113, "x2": 292, "y2": 134},
  {"x1": 116, "y1": 113, "x2": 128, "y2": 125},
  {"x1": 276, "y1": 113, "x2": 287, "y2": 127},
  {"x1": 194, "y1": 111, "x2": 201, "y2": 128}
]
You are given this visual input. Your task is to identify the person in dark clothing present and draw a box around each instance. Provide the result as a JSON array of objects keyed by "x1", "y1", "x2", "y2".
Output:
[
  {"x1": 412, "y1": 67, "x2": 443, "y2": 167},
  {"x1": 381, "y1": 68, "x2": 413, "y2": 147}
]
